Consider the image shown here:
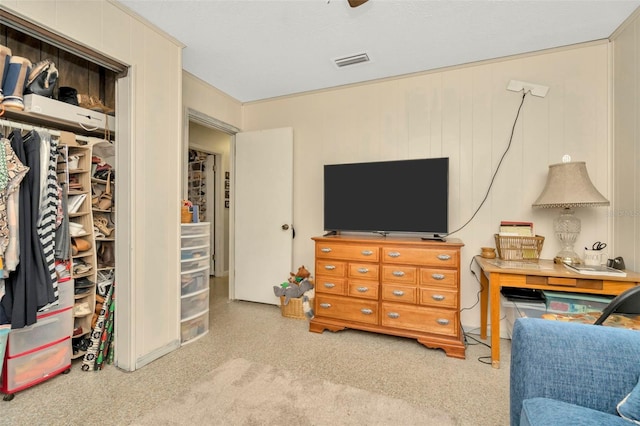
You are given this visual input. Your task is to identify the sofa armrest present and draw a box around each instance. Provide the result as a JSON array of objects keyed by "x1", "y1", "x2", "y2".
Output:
[{"x1": 510, "y1": 318, "x2": 640, "y2": 426}]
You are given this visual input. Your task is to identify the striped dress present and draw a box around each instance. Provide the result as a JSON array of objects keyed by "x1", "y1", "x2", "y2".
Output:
[{"x1": 36, "y1": 130, "x2": 60, "y2": 311}]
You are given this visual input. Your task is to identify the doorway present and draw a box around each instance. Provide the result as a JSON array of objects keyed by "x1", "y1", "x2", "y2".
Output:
[{"x1": 184, "y1": 109, "x2": 236, "y2": 277}]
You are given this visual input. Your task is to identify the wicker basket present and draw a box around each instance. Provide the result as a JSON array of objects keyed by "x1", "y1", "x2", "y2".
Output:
[
  {"x1": 279, "y1": 296, "x2": 313, "y2": 320},
  {"x1": 494, "y1": 234, "x2": 545, "y2": 261}
]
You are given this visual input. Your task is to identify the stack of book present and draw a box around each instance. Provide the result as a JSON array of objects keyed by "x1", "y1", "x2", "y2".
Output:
[{"x1": 499, "y1": 221, "x2": 533, "y2": 236}]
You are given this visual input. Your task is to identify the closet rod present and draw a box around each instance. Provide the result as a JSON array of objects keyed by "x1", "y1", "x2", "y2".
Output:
[{"x1": 0, "y1": 118, "x2": 60, "y2": 136}]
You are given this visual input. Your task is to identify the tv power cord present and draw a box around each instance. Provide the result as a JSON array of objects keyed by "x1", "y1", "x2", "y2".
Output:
[{"x1": 446, "y1": 90, "x2": 528, "y2": 236}]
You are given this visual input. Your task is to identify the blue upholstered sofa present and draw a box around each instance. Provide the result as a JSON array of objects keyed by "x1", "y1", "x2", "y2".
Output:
[{"x1": 510, "y1": 318, "x2": 640, "y2": 425}]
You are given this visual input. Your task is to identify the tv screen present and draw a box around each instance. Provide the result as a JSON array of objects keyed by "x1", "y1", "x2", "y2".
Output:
[{"x1": 323, "y1": 158, "x2": 449, "y2": 236}]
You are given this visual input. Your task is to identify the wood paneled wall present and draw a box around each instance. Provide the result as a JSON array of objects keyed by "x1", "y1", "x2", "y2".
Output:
[
  {"x1": 242, "y1": 42, "x2": 612, "y2": 332},
  {"x1": 0, "y1": 24, "x2": 116, "y2": 108},
  {"x1": 612, "y1": 10, "x2": 640, "y2": 271}
]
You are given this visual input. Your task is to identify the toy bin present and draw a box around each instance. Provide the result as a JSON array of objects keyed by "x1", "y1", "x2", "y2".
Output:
[{"x1": 279, "y1": 296, "x2": 313, "y2": 320}]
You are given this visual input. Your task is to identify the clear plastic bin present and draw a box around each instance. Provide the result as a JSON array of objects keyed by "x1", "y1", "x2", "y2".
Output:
[
  {"x1": 181, "y1": 246, "x2": 209, "y2": 260},
  {"x1": 8, "y1": 307, "x2": 73, "y2": 357},
  {"x1": 181, "y1": 311, "x2": 209, "y2": 344},
  {"x1": 181, "y1": 235, "x2": 208, "y2": 249},
  {"x1": 4, "y1": 337, "x2": 71, "y2": 392},
  {"x1": 181, "y1": 289, "x2": 209, "y2": 319},
  {"x1": 181, "y1": 257, "x2": 209, "y2": 273},
  {"x1": 181, "y1": 223, "x2": 209, "y2": 237},
  {"x1": 181, "y1": 269, "x2": 209, "y2": 296}
]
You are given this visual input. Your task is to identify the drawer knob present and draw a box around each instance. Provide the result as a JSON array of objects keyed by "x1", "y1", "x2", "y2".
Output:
[
  {"x1": 431, "y1": 294, "x2": 445, "y2": 301},
  {"x1": 357, "y1": 267, "x2": 369, "y2": 274},
  {"x1": 392, "y1": 270, "x2": 405, "y2": 277},
  {"x1": 357, "y1": 287, "x2": 369, "y2": 293},
  {"x1": 387, "y1": 312, "x2": 400, "y2": 319},
  {"x1": 320, "y1": 303, "x2": 332, "y2": 309},
  {"x1": 324, "y1": 265, "x2": 336, "y2": 270},
  {"x1": 432, "y1": 273, "x2": 445, "y2": 280},
  {"x1": 360, "y1": 308, "x2": 373, "y2": 315},
  {"x1": 392, "y1": 290, "x2": 405, "y2": 296},
  {"x1": 436, "y1": 318, "x2": 450, "y2": 326},
  {"x1": 361, "y1": 250, "x2": 373, "y2": 256},
  {"x1": 437, "y1": 254, "x2": 451, "y2": 261},
  {"x1": 321, "y1": 247, "x2": 332, "y2": 253},
  {"x1": 388, "y1": 251, "x2": 401, "y2": 258},
  {"x1": 323, "y1": 282, "x2": 335, "y2": 288}
]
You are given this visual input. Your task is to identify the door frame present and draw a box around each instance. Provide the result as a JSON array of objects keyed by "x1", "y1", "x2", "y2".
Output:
[{"x1": 183, "y1": 108, "x2": 239, "y2": 290}]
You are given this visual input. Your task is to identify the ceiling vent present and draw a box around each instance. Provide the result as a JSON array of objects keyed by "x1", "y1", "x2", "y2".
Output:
[{"x1": 334, "y1": 53, "x2": 370, "y2": 68}]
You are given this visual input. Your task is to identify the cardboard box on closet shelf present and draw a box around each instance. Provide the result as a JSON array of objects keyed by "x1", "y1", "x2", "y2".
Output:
[{"x1": 24, "y1": 94, "x2": 115, "y2": 133}]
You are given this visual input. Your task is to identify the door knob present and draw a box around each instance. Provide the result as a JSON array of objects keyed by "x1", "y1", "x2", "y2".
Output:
[{"x1": 281, "y1": 224, "x2": 290, "y2": 230}]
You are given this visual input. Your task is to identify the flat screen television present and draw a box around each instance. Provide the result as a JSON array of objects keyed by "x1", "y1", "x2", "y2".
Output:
[{"x1": 323, "y1": 157, "x2": 449, "y2": 238}]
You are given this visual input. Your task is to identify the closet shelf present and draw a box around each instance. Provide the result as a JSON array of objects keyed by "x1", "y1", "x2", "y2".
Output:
[{"x1": 1, "y1": 103, "x2": 114, "y2": 138}]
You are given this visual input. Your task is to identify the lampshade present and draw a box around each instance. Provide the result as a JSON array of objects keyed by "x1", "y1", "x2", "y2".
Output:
[{"x1": 532, "y1": 161, "x2": 609, "y2": 208}]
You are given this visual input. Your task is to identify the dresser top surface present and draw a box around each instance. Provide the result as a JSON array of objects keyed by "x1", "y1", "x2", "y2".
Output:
[{"x1": 312, "y1": 234, "x2": 463, "y2": 247}]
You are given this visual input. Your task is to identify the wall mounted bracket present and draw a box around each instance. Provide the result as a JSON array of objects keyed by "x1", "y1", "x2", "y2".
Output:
[{"x1": 507, "y1": 80, "x2": 549, "y2": 98}]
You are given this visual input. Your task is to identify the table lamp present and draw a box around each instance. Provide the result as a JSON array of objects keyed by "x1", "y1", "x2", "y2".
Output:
[{"x1": 532, "y1": 159, "x2": 609, "y2": 265}]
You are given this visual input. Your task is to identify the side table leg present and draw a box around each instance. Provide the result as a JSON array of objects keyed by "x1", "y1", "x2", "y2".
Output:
[
  {"x1": 490, "y1": 271, "x2": 501, "y2": 369},
  {"x1": 480, "y1": 268, "x2": 489, "y2": 339}
]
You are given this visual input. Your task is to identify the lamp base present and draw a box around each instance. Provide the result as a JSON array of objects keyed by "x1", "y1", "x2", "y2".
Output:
[{"x1": 554, "y1": 252, "x2": 582, "y2": 265}]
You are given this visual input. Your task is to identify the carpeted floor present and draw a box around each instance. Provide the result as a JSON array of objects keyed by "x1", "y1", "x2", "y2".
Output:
[
  {"x1": 132, "y1": 358, "x2": 456, "y2": 425},
  {"x1": 0, "y1": 277, "x2": 511, "y2": 425}
]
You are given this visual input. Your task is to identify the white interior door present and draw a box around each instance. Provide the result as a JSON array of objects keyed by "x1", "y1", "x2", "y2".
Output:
[{"x1": 234, "y1": 127, "x2": 293, "y2": 304}]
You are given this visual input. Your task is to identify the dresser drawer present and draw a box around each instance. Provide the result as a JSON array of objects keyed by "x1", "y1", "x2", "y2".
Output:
[
  {"x1": 381, "y1": 303, "x2": 458, "y2": 337},
  {"x1": 348, "y1": 263, "x2": 379, "y2": 280},
  {"x1": 419, "y1": 287, "x2": 458, "y2": 309},
  {"x1": 420, "y1": 268, "x2": 458, "y2": 288},
  {"x1": 315, "y1": 276, "x2": 347, "y2": 295},
  {"x1": 316, "y1": 244, "x2": 379, "y2": 262},
  {"x1": 381, "y1": 284, "x2": 417, "y2": 304},
  {"x1": 383, "y1": 247, "x2": 459, "y2": 267},
  {"x1": 316, "y1": 260, "x2": 346, "y2": 277},
  {"x1": 348, "y1": 280, "x2": 379, "y2": 300},
  {"x1": 382, "y1": 265, "x2": 417, "y2": 284},
  {"x1": 316, "y1": 294, "x2": 378, "y2": 325}
]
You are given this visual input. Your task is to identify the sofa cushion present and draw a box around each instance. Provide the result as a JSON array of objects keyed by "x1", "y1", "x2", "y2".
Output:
[
  {"x1": 618, "y1": 376, "x2": 640, "y2": 424},
  {"x1": 521, "y1": 397, "x2": 631, "y2": 426}
]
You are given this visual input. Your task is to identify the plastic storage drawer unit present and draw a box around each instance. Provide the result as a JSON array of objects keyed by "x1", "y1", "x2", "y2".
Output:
[
  {"x1": 181, "y1": 257, "x2": 209, "y2": 273},
  {"x1": 181, "y1": 311, "x2": 209, "y2": 344},
  {"x1": 181, "y1": 289, "x2": 209, "y2": 319},
  {"x1": 181, "y1": 269, "x2": 209, "y2": 295},
  {"x1": 3, "y1": 337, "x2": 71, "y2": 394},
  {"x1": 7, "y1": 307, "x2": 73, "y2": 357},
  {"x1": 181, "y1": 236, "x2": 208, "y2": 249},
  {"x1": 180, "y1": 223, "x2": 209, "y2": 237}
]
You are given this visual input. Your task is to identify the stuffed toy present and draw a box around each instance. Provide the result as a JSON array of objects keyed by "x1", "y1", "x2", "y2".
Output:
[
  {"x1": 288, "y1": 265, "x2": 311, "y2": 284},
  {"x1": 273, "y1": 277, "x2": 313, "y2": 305}
]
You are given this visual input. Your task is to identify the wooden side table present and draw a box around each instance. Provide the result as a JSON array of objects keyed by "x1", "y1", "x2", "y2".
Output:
[{"x1": 475, "y1": 256, "x2": 640, "y2": 368}]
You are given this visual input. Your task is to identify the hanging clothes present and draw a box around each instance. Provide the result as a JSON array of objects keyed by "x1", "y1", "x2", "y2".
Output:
[
  {"x1": 0, "y1": 138, "x2": 29, "y2": 310},
  {"x1": 1, "y1": 130, "x2": 55, "y2": 328},
  {"x1": 36, "y1": 130, "x2": 60, "y2": 312}
]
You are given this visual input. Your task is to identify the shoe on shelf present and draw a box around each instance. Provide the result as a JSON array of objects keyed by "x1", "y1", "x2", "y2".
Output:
[
  {"x1": 77, "y1": 93, "x2": 115, "y2": 115},
  {"x1": 71, "y1": 237, "x2": 92, "y2": 253},
  {"x1": 73, "y1": 260, "x2": 92, "y2": 275},
  {"x1": 73, "y1": 302, "x2": 92, "y2": 317},
  {"x1": 69, "y1": 222, "x2": 86, "y2": 237},
  {"x1": 93, "y1": 214, "x2": 114, "y2": 237},
  {"x1": 68, "y1": 155, "x2": 80, "y2": 170}
]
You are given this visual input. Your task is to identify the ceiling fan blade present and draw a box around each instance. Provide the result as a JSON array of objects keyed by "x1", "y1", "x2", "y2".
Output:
[{"x1": 348, "y1": 0, "x2": 368, "y2": 7}]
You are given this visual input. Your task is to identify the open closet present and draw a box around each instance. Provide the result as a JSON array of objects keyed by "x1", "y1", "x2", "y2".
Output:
[{"x1": 0, "y1": 15, "x2": 123, "y2": 400}]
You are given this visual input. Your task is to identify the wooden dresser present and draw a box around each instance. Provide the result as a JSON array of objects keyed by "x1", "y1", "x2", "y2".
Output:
[{"x1": 310, "y1": 235, "x2": 465, "y2": 359}]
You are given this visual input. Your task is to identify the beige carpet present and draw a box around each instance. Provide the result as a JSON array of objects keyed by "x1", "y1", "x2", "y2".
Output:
[{"x1": 131, "y1": 358, "x2": 456, "y2": 425}]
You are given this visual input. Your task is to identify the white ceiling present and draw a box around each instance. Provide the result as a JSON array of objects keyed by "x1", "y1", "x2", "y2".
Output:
[{"x1": 119, "y1": 0, "x2": 640, "y2": 103}]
